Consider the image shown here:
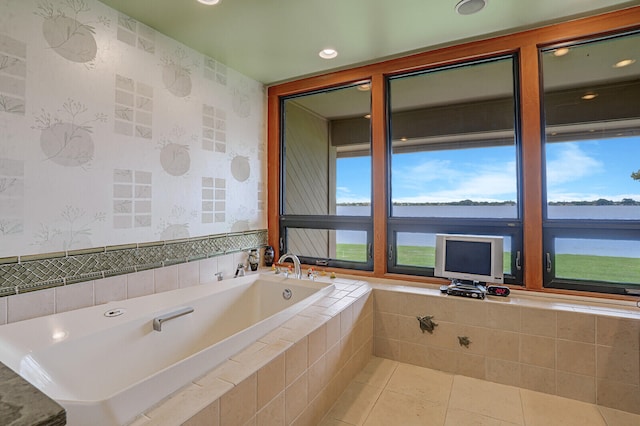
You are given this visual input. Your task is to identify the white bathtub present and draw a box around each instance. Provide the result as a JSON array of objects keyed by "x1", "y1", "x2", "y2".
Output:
[{"x1": 0, "y1": 273, "x2": 334, "y2": 426}]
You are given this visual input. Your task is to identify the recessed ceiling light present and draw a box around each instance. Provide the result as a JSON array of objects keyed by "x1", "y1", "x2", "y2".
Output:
[
  {"x1": 455, "y1": 0, "x2": 487, "y2": 15},
  {"x1": 553, "y1": 48, "x2": 570, "y2": 57},
  {"x1": 613, "y1": 59, "x2": 636, "y2": 68},
  {"x1": 319, "y1": 48, "x2": 338, "y2": 59},
  {"x1": 198, "y1": 0, "x2": 221, "y2": 4},
  {"x1": 581, "y1": 93, "x2": 598, "y2": 100}
]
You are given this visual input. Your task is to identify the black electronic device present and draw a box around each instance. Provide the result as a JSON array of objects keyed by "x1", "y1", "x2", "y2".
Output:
[
  {"x1": 440, "y1": 280, "x2": 486, "y2": 299},
  {"x1": 486, "y1": 285, "x2": 510, "y2": 297}
]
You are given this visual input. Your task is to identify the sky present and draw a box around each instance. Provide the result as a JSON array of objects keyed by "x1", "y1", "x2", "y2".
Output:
[{"x1": 336, "y1": 137, "x2": 640, "y2": 204}]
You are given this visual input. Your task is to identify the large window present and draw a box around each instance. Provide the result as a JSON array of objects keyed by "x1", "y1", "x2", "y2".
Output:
[
  {"x1": 280, "y1": 82, "x2": 373, "y2": 269},
  {"x1": 386, "y1": 56, "x2": 523, "y2": 284},
  {"x1": 541, "y1": 31, "x2": 640, "y2": 294},
  {"x1": 270, "y1": 8, "x2": 640, "y2": 297}
]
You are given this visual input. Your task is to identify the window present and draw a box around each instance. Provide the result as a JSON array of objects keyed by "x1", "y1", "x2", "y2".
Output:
[
  {"x1": 386, "y1": 56, "x2": 523, "y2": 284},
  {"x1": 280, "y1": 82, "x2": 373, "y2": 270},
  {"x1": 541, "y1": 31, "x2": 640, "y2": 294}
]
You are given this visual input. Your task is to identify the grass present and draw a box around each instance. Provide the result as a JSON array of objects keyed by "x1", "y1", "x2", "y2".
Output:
[
  {"x1": 335, "y1": 244, "x2": 639, "y2": 284},
  {"x1": 555, "y1": 254, "x2": 640, "y2": 283}
]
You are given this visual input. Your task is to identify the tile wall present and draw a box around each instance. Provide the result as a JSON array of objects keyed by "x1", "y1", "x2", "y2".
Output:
[
  {"x1": 0, "y1": 230, "x2": 266, "y2": 324},
  {"x1": 372, "y1": 289, "x2": 640, "y2": 415}
]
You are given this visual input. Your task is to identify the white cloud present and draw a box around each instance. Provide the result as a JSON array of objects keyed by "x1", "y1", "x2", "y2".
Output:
[
  {"x1": 546, "y1": 143, "x2": 603, "y2": 186},
  {"x1": 336, "y1": 186, "x2": 370, "y2": 204},
  {"x1": 393, "y1": 160, "x2": 517, "y2": 203}
]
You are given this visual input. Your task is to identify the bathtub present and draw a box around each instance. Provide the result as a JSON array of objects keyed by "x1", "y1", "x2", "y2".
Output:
[{"x1": 0, "y1": 273, "x2": 334, "y2": 426}]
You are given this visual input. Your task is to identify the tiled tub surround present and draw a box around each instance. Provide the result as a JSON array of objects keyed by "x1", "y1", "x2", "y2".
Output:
[
  {"x1": 372, "y1": 283, "x2": 640, "y2": 415},
  {"x1": 0, "y1": 231, "x2": 267, "y2": 324},
  {"x1": 129, "y1": 277, "x2": 373, "y2": 425}
]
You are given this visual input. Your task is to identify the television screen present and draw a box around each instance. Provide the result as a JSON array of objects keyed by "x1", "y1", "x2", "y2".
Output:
[
  {"x1": 435, "y1": 234, "x2": 504, "y2": 284},
  {"x1": 445, "y1": 240, "x2": 492, "y2": 276}
]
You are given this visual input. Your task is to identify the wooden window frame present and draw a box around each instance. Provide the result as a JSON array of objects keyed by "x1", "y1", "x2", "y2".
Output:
[{"x1": 267, "y1": 6, "x2": 640, "y2": 300}]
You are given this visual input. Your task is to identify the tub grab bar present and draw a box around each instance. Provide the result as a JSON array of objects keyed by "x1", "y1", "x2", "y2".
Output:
[{"x1": 152, "y1": 307, "x2": 194, "y2": 332}]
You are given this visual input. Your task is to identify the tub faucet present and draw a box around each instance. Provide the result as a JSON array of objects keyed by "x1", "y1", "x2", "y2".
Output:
[
  {"x1": 277, "y1": 253, "x2": 302, "y2": 279},
  {"x1": 234, "y1": 263, "x2": 245, "y2": 278}
]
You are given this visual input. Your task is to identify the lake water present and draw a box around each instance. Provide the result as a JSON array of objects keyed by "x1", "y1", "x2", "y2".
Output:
[{"x1": 334, "y1": 205, "x2": 640, "y2": 257}]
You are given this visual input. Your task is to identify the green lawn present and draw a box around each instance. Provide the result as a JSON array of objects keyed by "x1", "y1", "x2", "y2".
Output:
[
  {"x1": 335, "y1": 244, "x2": 639, "y2": 284},
  {"x1": 555, "y1": 254, "x2": 640, "y2": 283}
]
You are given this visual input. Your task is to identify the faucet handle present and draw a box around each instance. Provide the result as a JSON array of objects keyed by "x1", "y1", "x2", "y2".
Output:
[{"x1": 215, "y1": 272, "x2": 223, "y2": 281}]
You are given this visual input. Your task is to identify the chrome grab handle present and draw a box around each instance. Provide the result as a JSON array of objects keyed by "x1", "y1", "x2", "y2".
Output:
[{"x1": 152, "y1": 307, "x2": 194, "y2": 332}]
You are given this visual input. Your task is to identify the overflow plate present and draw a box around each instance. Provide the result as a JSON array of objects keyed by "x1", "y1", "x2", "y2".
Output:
[{"x1": 104, "y1": 308, "x2": 126, "y2": 317}]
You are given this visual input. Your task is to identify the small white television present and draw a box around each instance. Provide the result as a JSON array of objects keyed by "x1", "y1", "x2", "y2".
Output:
[{"x1": 434, "y1": 234, "x2": 504, "y2": 284}]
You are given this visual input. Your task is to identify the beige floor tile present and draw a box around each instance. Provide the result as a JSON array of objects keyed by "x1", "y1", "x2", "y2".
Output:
[
  {"x1": 520, "y1": 389, "x2": 606, "y2": 426},
  {"x1": 385, "y1": 363, "x2": 454, "y2": 405},
  {"x1": 319, "y1": 417, "x2": 355, "y2": 426},
  {"x1": 325, "y1": 381, "x2": 383, "y2": 425},
  {"x1": 444, "y1": 408, "x2": 522, "y2": 426},
  {"x1": 449, "y1": 376, "x2": 524, "y2": 425},
  {"x1": 598, "y1": 406, "x2": 640, "y2": 426},
  {"x1": 353, "y1": 356, "x2": 398, "y2": 388},
  {"x1": 362, "y1": 389, "x2": 447, "y2": 426}
]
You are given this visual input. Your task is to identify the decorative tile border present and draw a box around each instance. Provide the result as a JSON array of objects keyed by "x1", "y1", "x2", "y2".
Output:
[{"x1": 0, "y1": 230, "x2": 267, "y2": 297}]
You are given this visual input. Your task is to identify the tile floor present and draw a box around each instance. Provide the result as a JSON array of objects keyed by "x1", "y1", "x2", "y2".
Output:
[{"x1": 320, "y1": 357, "x2": 640, "y2": 426}]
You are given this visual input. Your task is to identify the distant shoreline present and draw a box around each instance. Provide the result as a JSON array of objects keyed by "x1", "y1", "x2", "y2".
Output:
[{"x1": 337, "y1": 199, "x2": 640, "y2": 207}]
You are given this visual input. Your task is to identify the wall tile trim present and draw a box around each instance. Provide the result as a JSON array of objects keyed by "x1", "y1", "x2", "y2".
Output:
[{"x1": 0, "y1": 230, "x2": 267, "y2": 297}]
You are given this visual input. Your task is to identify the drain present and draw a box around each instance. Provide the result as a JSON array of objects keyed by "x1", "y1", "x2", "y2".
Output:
[
  {"x1": 282, "y1": 288, "x2": 292, "y2": 300},
  {"x1": 104, "y1": 308, "x2": 126, "y2": 317}
]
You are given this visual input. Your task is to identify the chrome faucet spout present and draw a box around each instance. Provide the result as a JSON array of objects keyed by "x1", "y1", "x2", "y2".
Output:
[{"x1": 277, "y1": 253, "x2": 302, "y2": 279}]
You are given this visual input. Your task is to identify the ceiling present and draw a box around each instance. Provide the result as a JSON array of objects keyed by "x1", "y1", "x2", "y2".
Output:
[{"x1": 97, "y1": 0, "x2": 639, "y2": 85}]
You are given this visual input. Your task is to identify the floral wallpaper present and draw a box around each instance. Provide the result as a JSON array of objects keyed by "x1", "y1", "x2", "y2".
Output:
[{"x1": 0, "y1": 0, "x2": 266, "y2": 258}]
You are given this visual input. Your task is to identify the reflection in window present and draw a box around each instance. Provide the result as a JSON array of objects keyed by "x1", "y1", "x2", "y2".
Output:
[
  {"x1": 282, "y1": 84, "x2": 371, "y2": 216},
  {"x1": 280, "y1": 82, "x2": 373, "y2": 270},
  {"x1": 542, "y1": 32, "x2": 640, "y2": 220},
  {"x1": 288, "y1": 228, "x2": 368, "y2": 263},
  {"x1": 388, "y1": 57, "x2": 518, "y2": 219},
  {"x1": 541, "y1": 31, "x2": 640, "y2": 291}
]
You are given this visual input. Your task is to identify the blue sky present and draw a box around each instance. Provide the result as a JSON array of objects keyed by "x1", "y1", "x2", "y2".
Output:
[{"x1": 336, "y1": 137, "x2": 640, "y2": 204}]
